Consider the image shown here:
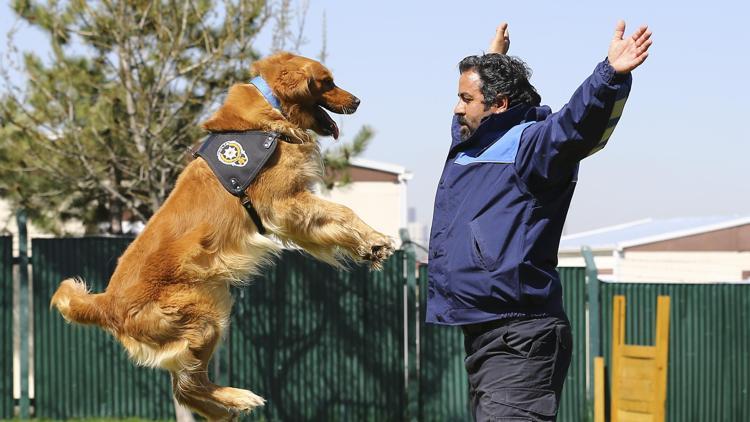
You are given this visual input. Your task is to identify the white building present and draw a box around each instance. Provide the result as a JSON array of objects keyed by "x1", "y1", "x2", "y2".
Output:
[
  {"x1": 558, "y1": 216, "x2": 750, "y2": 282},
  {"x1": 318, "y1": 158, "x2": 413, "y2": 247}
]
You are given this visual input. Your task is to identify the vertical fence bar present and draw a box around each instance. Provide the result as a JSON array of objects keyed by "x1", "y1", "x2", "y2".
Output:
[
  {"x1": 582, "y1": 245, "x2": 600, "y2": 422},
  {"x1": 16, "y1": 210, "x2": 30, "y2": 418},
  {"x1": 400, "y1": 228, "x2": 419, "y2": 422},
  {"x1": 0, "y1": 236, "x2": 12, "y2": 418}
]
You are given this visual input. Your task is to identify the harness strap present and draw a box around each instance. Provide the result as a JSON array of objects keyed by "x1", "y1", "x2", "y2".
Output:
[
  {"x1": 194, "y1": 131, "x2": 279, "y2": 236},
  {"x1": 240, "y1": 195, "x2": 266, "y2": 235}
]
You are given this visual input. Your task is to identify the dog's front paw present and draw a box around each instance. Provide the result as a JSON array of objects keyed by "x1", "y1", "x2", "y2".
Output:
[{"x1": 358, "y1": 233, "x2": 395, "y2": 270}]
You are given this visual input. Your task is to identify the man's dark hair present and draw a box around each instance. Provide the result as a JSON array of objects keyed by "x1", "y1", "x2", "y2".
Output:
[{"x1": 458, "y1": 54, "x2": 541, "y2": 107}]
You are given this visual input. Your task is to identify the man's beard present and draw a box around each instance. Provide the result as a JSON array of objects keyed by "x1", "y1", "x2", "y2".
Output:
[{"x1": 457, "y1": 116, "x2": 474, "y2": 141}]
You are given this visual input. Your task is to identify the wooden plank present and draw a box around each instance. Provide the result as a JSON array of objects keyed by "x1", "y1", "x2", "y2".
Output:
[
  {"x1": 620, "y1": 356, "x2": 656, "y2": 379},
  {"x1": 594, "y1": 357, "x2": 605, "y2": 422},
  {"x1": 653, "y1": 296, "x2": 671, "y2": 422},
  {"x1": 621, "y1": 345, "x2": 657, "y2": 359},
  {"x1": 617, "y1": 409, "x2": 655, "y2": 422},
  {"x1": 619, "y1": 399, "x2": 654, "y2": 414},
  {"x1": 618, "y1": 378, "x2": 655, "y2": 402},
  {"x1": 612, "y1": 295, "x2": 626, "y2": 422}
]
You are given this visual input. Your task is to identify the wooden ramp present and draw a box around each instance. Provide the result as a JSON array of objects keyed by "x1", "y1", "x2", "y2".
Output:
[{"x1": 610, "y1": 295, "x2": 670, "y2": 422}]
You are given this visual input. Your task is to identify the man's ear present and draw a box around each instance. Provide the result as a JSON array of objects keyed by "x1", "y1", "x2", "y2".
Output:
[{"x1": 492, "y1": 95, "x2": 510, "y2": 114}]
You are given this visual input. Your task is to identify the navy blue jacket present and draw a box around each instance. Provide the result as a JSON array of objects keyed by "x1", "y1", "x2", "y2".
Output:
[{"x1": 427, "y1": 59, "x2": 631, "y2": 325}]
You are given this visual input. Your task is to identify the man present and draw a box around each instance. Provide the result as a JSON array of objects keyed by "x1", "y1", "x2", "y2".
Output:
[{"x1": 427, "y1": 21, "x2": 652, "y2": 421}]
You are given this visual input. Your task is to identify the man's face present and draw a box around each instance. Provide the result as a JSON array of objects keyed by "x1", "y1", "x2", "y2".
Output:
[{"x1": 454, "y1": 69, "x2": 508, "y2": 141}]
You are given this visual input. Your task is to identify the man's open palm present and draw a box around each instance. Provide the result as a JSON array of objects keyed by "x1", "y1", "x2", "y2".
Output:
[{"x1": 608, "y1": 20, "x2": 653, "y2": 74}]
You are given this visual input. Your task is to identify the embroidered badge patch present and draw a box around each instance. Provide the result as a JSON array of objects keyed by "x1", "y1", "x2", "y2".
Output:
[{"x1": 217, "y1": 141, "x2": 248, "y2": 167}]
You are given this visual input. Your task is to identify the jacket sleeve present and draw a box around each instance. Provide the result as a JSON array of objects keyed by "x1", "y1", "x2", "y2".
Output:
[{"x1": 515, "y1": 59, "x2": 632, "y2": 189}]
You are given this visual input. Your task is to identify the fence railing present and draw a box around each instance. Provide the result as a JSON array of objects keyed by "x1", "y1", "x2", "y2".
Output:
[
  {"x1": 599, "y1": 282, "x2": 750, "y2": 422},
  {"x1": 3, "y1": 234, "x2": 749, "y2": 421}
]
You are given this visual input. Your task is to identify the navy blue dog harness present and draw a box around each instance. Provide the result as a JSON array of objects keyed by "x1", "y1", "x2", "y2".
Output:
[
  {"x1": 194, "y1": 131, "x2": 279, "y2": 234},
  {"x1": 193, "y1": 75, "x2": 285, "y2": 235}
]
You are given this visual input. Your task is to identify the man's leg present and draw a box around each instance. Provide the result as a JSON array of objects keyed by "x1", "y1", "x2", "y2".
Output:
[{"x1": 464, "y1": 316, "x2": 572, "y2": 422}]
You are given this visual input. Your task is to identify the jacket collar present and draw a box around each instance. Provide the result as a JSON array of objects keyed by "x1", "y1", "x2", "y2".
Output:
[{"x1": 449, "y1": 103, "x2": 551, "y2": 156}]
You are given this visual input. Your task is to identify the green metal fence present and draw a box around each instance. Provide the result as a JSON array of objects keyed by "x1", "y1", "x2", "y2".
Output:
[
  {"x1": 599, "y1": 282, "x2": 750, "y2": 422},
  {"x1": 416, "y1": 266, "x2": 589, "y2": 422},
  {"x1": 226, "y1": 250, "x2": 406, "y2": 421},
  {"x1": 417, "y1": 264, "x2": 468, "y2": 421},
  {"x1": 20, "y1": 235, "x2": 750, "y2": 421},
  {"x1": 557, "y1": 267, "x2": 588, "y2": 422},
  {"x1": 0, "y1": 236, "x2": 12, "y2": 418},
  {"x1": 30, "y1": 237, "x2": 407, "y2": 420},
  {"x1": 32, "y1": 237, "x2": 174, "y2": 419}
]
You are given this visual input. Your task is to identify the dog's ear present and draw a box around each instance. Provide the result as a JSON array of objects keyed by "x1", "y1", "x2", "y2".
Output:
[{"x1": 275, "y1": 65, "x2": 313, "y2": 101}]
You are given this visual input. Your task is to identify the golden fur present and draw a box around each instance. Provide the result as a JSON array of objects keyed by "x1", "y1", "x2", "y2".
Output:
[{"x1": 50, "y1": 53, "x2": 394, "y2": 421}]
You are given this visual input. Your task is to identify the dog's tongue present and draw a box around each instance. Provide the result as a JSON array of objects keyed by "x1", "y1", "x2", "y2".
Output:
[
  {"x1": 321, "y1": 109, "x2": 339, "y2": 140},
  {"x1": 332, "y1": 122, "x2": 339, "y2": 140}
]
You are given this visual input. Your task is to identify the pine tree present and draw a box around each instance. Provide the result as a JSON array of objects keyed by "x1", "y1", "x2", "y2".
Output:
[
  {"x1": 1, "y1": 0, "x2": 269, "y2": 234},
  {"x1": 1, "y1": 0, "x2": 373, "y2": 235}
]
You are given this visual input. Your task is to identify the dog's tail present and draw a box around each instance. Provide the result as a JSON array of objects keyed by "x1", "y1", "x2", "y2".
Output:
[{"x1": 50, "y1": 278, "x2": 110, "y2": 327}]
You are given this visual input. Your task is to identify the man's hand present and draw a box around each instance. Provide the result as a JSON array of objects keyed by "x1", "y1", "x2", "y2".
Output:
[
  {"x1": 608, "y1": 20, "x2": 653, "y2": 74},
  {"x1": 488, "y1": 22, "x2": 510, "y2": 54}
]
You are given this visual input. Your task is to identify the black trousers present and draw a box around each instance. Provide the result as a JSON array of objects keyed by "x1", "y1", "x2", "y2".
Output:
[{"x1": 463, "y1": 315, "x2": 572, "y2": 422}]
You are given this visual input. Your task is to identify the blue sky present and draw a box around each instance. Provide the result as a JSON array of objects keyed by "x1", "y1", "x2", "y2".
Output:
[{"x1": 2, "y1": 0, "x2": 749, "y2": 233}]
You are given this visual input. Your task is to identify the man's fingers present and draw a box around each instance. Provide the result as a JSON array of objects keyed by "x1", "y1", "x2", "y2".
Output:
[
  {"x1": 636, "y1": 38, "x2": 654, "y2": 55},
  {"x1": 634, "y1": 51, "x2": 649, "y2": 67},
  {"x1": 630, "y1": 25, "x2": 648, "y2": 42},
  {"x1": 635, "y1": 31, "x2": 652, "y2": 48},
  {"x1": 488, "y1": 22, "x2": 510, "y2": 54},
  {"x1": 613, "y1": 20, "x2": 626, "y2": 40},
  {"x1": 496, "y1": 22, "x2": 508, "y2": 36}
]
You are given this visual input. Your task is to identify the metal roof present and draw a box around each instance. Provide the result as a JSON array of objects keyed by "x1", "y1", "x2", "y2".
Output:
[
  {"x1": 349, "y1": 158, "x2": 412, "y2": 179},
  {"x1": 559, "y1": 215, "x2": 750, "y2": 252}
]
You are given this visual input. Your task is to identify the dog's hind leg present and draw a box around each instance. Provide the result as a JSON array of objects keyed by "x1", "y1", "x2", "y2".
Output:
[
  {"x1": 169, "y1": 323, "x2": 264, "y2": 420},
  {"x1": 172, "y1": 365, "x2": 265, "y2": 419},
  {"x1": 171, "y1": 359, "x2": 265, "y2": 420},
  {"x1": 171, "y1": 372, "x2": 234, "y2": 421}
]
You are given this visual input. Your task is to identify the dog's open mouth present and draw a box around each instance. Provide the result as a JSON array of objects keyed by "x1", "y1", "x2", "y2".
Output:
[{"x1": 314, "y1": 105, "x2": 339, "y2": 140}]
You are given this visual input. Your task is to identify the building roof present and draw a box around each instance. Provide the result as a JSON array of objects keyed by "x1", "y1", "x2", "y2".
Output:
[
  {"x1": 559, "y1": 215, "x2": 750, "y2": 252},
  {"x1": 349, "y1": 158, "x2": 412, "y2": 179}
]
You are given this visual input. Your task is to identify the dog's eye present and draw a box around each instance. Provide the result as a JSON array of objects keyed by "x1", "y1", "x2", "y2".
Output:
[{"x1": 321, "y1": 79, "x2": 335, "y2": 91}]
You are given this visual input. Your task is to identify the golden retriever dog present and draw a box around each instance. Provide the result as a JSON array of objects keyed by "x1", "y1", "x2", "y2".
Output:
[{"x1": 49, "y1": 52, "x2": 395, "y2": 420}]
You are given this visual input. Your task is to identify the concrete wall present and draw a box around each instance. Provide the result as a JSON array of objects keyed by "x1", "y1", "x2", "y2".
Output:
[
  {"x1": 617, "y1": 251, "x2": 750, "y2": 282},
  {"x1": 557, "y1": 249, "x2": 750, "y2": 282},
  {"x1": 319, "y1": 181, "x2": 405, "y2": 245}
]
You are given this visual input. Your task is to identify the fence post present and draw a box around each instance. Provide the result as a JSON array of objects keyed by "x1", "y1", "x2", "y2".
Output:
[
  {"x1": 582, "y1": 245, "x2": 600, "y2": 422},
  {"x1": 16, "y1": 210, "x2": 30, "y2": 418},
  {"x1": 399, "y1": 229, "x2": 419, "y2": 422}
]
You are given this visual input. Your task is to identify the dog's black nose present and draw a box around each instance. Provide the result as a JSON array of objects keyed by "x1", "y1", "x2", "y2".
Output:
[{"x1": 351, "y1": 96, "x2": 361, "y2": 108}]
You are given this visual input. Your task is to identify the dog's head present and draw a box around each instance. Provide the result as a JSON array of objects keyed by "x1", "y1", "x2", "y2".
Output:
[
  {"x1": 252, "y1": 53, "x2": 359, "y2": 139},
  {"x1": 202, "y1": 53, "x2": 359, "y2": 139}
]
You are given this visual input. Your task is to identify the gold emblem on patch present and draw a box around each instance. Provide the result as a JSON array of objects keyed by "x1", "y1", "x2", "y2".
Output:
[{"x1": 217, "y1": 141, "x2": 248, "y2": 167}]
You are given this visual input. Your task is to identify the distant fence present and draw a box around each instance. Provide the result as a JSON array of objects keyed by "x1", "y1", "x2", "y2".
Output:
[{"x1": 4, "y1": 235, "x2": 749, "y2": 421}]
